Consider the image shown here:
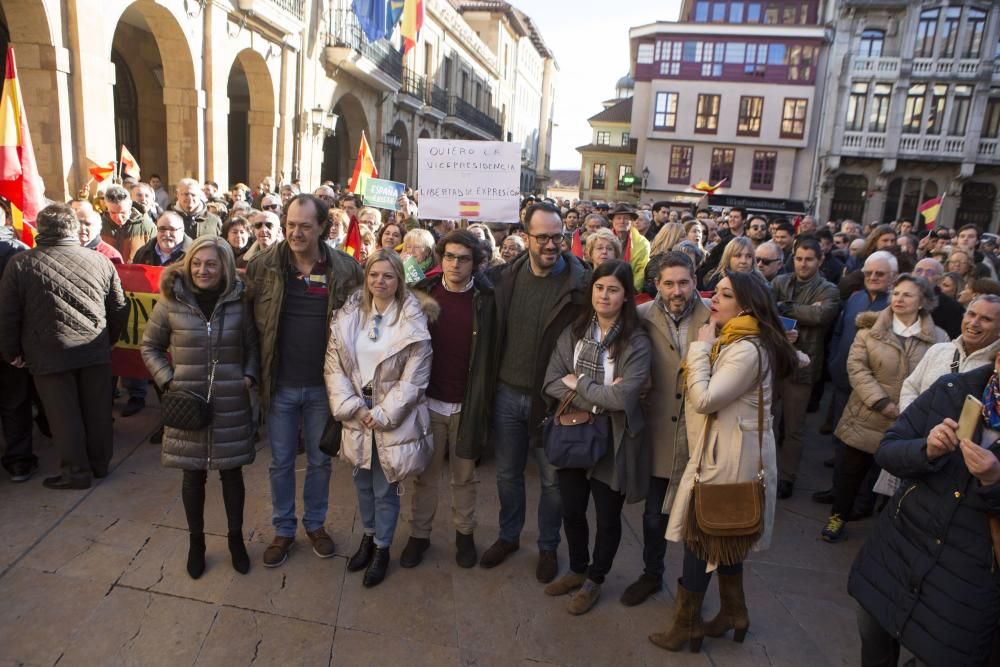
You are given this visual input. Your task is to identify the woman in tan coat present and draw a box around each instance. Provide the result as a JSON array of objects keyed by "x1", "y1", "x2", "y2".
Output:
[
  {"x1": 651, "y1": 272, "x2": 798, "y2": 654},
  {"x1": 823, "y1": 274, "x2": 947, "y2": 543},
  {"x1": 324, "y1": 249, "x2": 434, "y2": 588}
]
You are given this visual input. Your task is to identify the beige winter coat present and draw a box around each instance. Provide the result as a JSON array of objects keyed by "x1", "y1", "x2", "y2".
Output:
[
  {"x1": 666, "y1": 336, "x2": 778, "y2": 556},
  {"x1": 835, "y1": 309, "x2": 948, "y2": 454},
  {"x1": 324, "y1": 289, "x2": 435, "y2": 484}
]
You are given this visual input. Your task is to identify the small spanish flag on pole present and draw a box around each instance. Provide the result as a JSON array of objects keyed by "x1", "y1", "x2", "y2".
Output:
[
  {"x1": 341, "y1": 217, "x2": 363, "y2": 262},
  {"x1": 348, "y1": 131, "x2": 378, "y2": 195},
  {"x1": 918, "y1": 195, "x2": 944, "y2": 230},
  {"x1": 0, "y1": 47, "x2": 43, "y2": 247},
  {"x1": 87, "y1": 158, "x2": 115, "y2": 183},
  {"x1": 120, "y1": 145, "x2": 140, "y2": 180}
]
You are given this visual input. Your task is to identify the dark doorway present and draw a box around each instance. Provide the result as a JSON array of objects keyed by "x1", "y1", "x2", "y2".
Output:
[
  {"x1": 227, "y1": 62, "x2": 250, "y2": 186},
  {"x1": 956, "y1": 182, "x2": 997, "y2": 230},
  {"x1": 830, "y1": 174, "x2": 868, "y2": 221},
  {"x1": 112, "y1": 49, "x2": 140, "y2": 162}
]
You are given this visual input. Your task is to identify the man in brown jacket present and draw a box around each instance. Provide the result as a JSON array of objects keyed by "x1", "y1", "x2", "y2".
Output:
[{"x1": 623, "y1": 251, "x2": 710, "y2": 606}]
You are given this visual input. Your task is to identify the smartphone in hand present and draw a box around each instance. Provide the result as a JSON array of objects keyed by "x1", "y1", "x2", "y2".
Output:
[{"x1": 957, "y1": 395, "x2": 983, "y2": 442}]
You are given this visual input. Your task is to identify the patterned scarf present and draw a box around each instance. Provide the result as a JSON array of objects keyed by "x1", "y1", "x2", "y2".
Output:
[
  {"x1": 575, "y1": 316, "x2": 622, "y2": 385},
  {"x1": 982, "y1": 371, "x2": 1000, "y2": 430}
]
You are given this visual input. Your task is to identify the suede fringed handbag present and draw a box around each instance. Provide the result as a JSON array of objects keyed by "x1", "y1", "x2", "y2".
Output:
[{"x1": 685, "y1": 343, "x2": 766, "y2": 566}]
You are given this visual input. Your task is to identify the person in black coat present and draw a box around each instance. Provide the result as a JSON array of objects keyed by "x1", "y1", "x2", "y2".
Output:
[{"x1": 848, "y1": 359, "x2": 1000, "y2": 666}]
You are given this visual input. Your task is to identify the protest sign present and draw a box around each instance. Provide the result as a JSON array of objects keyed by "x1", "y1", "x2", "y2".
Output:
[
  {"x1": 112, "y1": 264, "x2": 162, "y2": 380},
  {"x1": 364, "y1": 177, "x2": 405, "y2": 211},
  {"x1": 417, "y1": 139, "x2": 520, "y2": 222},
  {"x1": 403, "y1": 256, "x2": 425, "y2": 284}
]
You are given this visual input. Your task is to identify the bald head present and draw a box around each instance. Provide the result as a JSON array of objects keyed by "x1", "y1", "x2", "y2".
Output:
[{"x1": 76, "y1": 205, "x2": 102, "y2": 246}]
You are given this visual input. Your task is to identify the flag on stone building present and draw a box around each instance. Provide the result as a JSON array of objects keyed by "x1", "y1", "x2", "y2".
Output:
[{"x1": 0, "y1": 47, "x2": 43, "y2": 247}]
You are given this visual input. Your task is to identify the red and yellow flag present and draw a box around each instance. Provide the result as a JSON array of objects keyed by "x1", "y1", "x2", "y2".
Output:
[
  {"x1": 0, "y1": 47, "x2": 43, "y2": 247},
  {"x1": 691, "y1": 178, "x2": 727, "y2": 195},
  {"x1": 120, "y1": 145, "x2": 140, "y2": 180},
  {"x1": 341, "y1": 217, "x2": 363, "y2": 262},
  {"x1": 112, "y1": 264, "x2": 161, "y2": 380},
  {"x1": 918, "y1": 195, "x2": 943, "y2": 229},
  {"x1": 401, "y1": 0, "x2": 424, "y2": 55},
  {"x1": 87, "y1": 158, "x2": 115, "y2": 183},
  {"x1": 459, "y1": 200, "x2": 480, "y2": 218},
  {"x1": 348, "y1": 131, "x2": 378, "y2": 195}
]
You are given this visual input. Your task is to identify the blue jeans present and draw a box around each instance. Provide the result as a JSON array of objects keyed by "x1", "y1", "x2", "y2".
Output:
[
  {"x1": 353, "y1": 435, "x2": 400, "y2": 548},
  {"x1": 642, "y1": 475, "x2": 670, "y2": 579},
  {"x1": 122, "y1": 377, "x2": 148, "y2": 401},
  {"x1": 493, "y1": 383, "x2": 562, "y2": 551},
  {"x1": 267, "y1": 385, "x2": 331, "y2": 537}
]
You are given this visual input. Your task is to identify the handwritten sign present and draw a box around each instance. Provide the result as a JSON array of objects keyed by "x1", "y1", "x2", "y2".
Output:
[
  {"x1": 364, "y1": 177, "x2": 406, "y2": 211},
  {"x1": 417, "y1": 139, "x2": 520, "y2": 223}
]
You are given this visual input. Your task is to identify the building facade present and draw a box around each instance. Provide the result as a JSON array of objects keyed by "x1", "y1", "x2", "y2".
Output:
[
  {"x1": 9, "y1": 0, "x2": 552, "y2": 205},
  {"x1": 628, "y1": 0, "x2": 829, "y2": 216},
  {"x1": 577, "y1": 94, "x2": 638, "y2": 204},
  {"x1": 817, "y1": 1, "x2": 1000, "y2": 231}
]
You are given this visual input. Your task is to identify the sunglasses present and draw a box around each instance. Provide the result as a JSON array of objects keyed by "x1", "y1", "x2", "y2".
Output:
[
  {"x1": 253, "y1": 221, "x2": 276, "y2": 229},
  {"x1": 863, "y1": 270, "x2": 889, "y2": 278},
  {"x1": 263, "y1": 204, "x2": 280, "y2": 211},
  {"x1": 756, "y1": 257, "x2": 780, "y2": 266}
]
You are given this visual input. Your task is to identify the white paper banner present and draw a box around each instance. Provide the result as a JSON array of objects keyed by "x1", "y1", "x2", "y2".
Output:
[{"x1": 417, "y1": 139, "x2": 521, "y2": 223}]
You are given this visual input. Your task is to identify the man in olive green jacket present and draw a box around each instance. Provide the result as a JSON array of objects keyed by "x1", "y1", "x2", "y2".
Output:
[{"x1": 245, "y1": 194, "x2": 363, "y2": 568}]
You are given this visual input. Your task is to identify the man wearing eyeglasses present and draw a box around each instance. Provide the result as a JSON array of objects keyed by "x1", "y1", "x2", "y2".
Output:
[
  {"x1": 241, "y1": 211, "x2": 284, "y2": 265},
  {"x1": 132, "y1": 211, "x2": 192, "y2": 267},
  {"x1": 746, "y1": 215, "x2": 769, "y2": 249},
  {"x1": 403, "y1": 230, "x2": 496, "y2": 569},
  {"x1": 754, "y1": 241, "x2": 784, "y2": 282},
  {"x1": 481, "y1": 201, "x2": 589, "y2": 584},
  {"x1": 171, "y1": 178, "x2": 222, "y2": 239}
]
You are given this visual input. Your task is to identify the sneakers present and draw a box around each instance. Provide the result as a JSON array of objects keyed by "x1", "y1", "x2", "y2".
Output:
[
  {"x1": 544, "y1": 571, "x2": 586, "y2": 596},
  {"x1": 821, "y1": 514, "x2": 846, "y2": 542},
  {"x1": 9, "y1": 461, "x2": 39, "y2": 483},
  {"x1": 479, "y1": 538, "x2": 519, "y2": 568},
  {"x1": 455, "y1": 532, "x2": 477, "y2": 569},
  {"x1": 567, "y1": 579, "x2": 601, "y2": 615},
  {"x1": 121, "y1": 397, "x2": 146, "y2": 417},
  {"x1": 306, "y1": 527, "x2": 336, "y2": 558},
  {"x1": 620, "y1": 573, "x2": 663, "y2": 607},
  {"x1": 536, "y1": 549, "x2": 558, "y2": 584},
  {"x1": 776, "y1": 480, "x2": 794, "y2": 500},
  {"x1": 263, "y1": 535, "x2": 295, "y2": 567},
  {"x1": 400, "y1": 536, "x2": 430, "y2": 568}
]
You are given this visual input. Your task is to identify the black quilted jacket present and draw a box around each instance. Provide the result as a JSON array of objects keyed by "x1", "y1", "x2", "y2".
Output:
[{"x1": 0, "y1": 236, "x2": 127, "y2": 374}]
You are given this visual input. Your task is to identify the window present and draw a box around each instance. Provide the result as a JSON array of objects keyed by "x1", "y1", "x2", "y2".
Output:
[
  {"x1": 737, "y1": 96, "x2": 764, "y2": 136},
  {"x1": 621, "y1": 132, "x2": 631, "y2": 146},
  {"x1": 966, "y1": 8, "x2": 988, "y2": 58},
  {"x1": 710, "y1": 148, "x2": 735, "y2": 184},
  {"x1": 657, "y1": 40, "x2": 682, "y2": 75},
  {"x1": 941, "y1": 7, "x2": 961, "y2": 58},
  {"x1": 695, "y1": 94, "x2": 721, "y2": 133},
  {"x1": 983, "y1": 89, "x2": 1000, "y2": 139},
  {"x1": 591, "y1": 163, "x2": 607, "y2": 190},
  {"x1": 902, "y1": 84, "x2": 926, "y2": 134},
  {"x1": 788, "y1": 45, "x2": 817, "y2": 81},
  {"x1": 799, "y1": 2, "x2": 810, "y2": 23},
  {"x1": 653, "y1": 92, "x2": 678, "y2": 130},
  {"x1": 845, "y1": 83, "x2": 868, "y2": 132},
  {"x1": 725, "y1": 42, "x2": 746, "y2": 63},
  {"x1": 869, "y1": 83, "x2": 891, "y2": 132},
  {"x1": 729, "y1": 2, "x2": 744, "y2": 23},
  {"x1": 751, "y1": 151, "x2": 777, "y2": 190},
  {"x1": 767, "y1": 43, "x2": 787, "y2": 64},
  {"x1": 782, "y1": 5, "x2": 796, "y2": 24},
  {"x1": 780, "y1": 98, "x2": 808, "y2": 138},
  {"x1": 596, "y1": 131, "x2": 611, "y2": 145},
  {"x1": 746, "y1": 2, "x2": 761, "y2": 22},
  {"x1": 637, "y1": 43, "x2": 654, "y2": 64},
  {"x1": 697, "y1": 41, "x2": 724, "y2": 77},
  {"x1": 744, "y1": 43, "x2": 768, "y2": 75},
  {"x1": 926, "y1": 84, "x2": 948, "y2": 135},
  {"x1": 915, "y1": 9, "x2": 939, "y2": 57},
  {"x1": 669, "y1": 145, "x2": 694, "y2": 184},
  {"x1": 950, "y1": 85, "x2": 973, "y2": 136},
  {"x1": 858, "y1": 29, "x2": 884, "y2": 57},
  {"x1": 764, "y1": 4, "x2": 779, "y2": 24},
  {"x1": 694, "y1": 1, "x2": 709, "y2": 21},
  {"x1": 711, "y1": 2, "x2": 726, "y2": 21},
  {"x1": 617, "y1": 164, "x2": 633, "y2": 190}
]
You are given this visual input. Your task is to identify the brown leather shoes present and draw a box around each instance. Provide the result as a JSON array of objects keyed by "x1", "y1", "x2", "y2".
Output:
[
  {"x1": 306, "y1": 527, "x2": 336, "y2": 558},
  {"x1": 263, "y1": 535, "x2": 294, "y2": 567}
]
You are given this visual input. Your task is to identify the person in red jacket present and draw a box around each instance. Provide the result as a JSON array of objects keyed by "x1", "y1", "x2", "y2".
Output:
[{"x1": 77, "y1": 206, "x2": 123, "y2": 264}]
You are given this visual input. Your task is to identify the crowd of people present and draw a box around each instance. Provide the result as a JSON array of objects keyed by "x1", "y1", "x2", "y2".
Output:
[{"x1": 1, "y1": 173, "x2": 1000, "y2": 664}]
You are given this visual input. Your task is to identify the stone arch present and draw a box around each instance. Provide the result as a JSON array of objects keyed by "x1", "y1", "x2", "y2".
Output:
[
  {"x1": 111, "y1": 0, "x2": 199, "y2": 187},
  {"x1": 389, "y1": 119, "x2": 409, "y2": 183},
  {"x1": 228, "y1": 49, "x2": 275, "y2": 188},
  {"x1": 322, "y1": 92, "x2": 371, "y2": 188}
]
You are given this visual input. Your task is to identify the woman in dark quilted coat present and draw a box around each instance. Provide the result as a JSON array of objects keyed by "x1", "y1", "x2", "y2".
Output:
[
  {"x1": 849, "y1": 354, "x2": 1000, "y2": 666},
  {"x1": 141, "y1": 236, "x2": 259, "y2": 579}
]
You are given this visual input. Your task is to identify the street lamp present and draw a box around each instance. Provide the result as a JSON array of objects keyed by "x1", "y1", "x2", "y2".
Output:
[{"x1": 642, "y1": 166, "x2": 650, "y2": 191}]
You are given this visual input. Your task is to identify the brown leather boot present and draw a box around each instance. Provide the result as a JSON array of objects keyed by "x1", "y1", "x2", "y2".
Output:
[
  {"x1": 648, "y1": 580, "x2": 706, "y2": 653},
  {"x1": 704, "y1": 572, "x2": 750, "y2": 642}
]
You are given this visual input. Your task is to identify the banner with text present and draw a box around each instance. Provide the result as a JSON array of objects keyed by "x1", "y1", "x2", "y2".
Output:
[
  {"x1": 112, "y1": 264, "x2": 162, "y2": 380},
  {"x1": 417, "y1": 139, "x2": 520, "y2": 223},
  {"x1": 363, "y1": 177, "x2": 406, "y2": 211}
]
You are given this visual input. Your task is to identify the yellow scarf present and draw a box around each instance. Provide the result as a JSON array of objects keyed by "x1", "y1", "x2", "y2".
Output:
[{"x1": 710, "y1": 314, "x2": 760, "y2": 364}]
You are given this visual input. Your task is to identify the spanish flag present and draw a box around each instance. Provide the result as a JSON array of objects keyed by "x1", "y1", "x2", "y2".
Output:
[
  {"x1": 87, "y1": 158, "x2": 115, "y2": 183},
  {"x1": 691, "y1": 178, "x2": 727, "y2": 195},
  {"x1": 120, "y1": 145, "x2": 140, "y2": 180},
  {"x1": 0, "y1": 47, "x2": 43, "y2": 247},
  {"x1": 918, "y1": 195, "x2": 943, "y2": 229},
  {"x1": 401, "y1": 0, "x2": 424, "y2": 55},
  {"x1": 342, "y1": 217, "x2": 363, "y2": 262},
  {"x1": 459, "y1": 200, "x2": 480, "y2": 218},
  {"x1": 348, "y1": 131, "x2": 378, "y2": 195}
]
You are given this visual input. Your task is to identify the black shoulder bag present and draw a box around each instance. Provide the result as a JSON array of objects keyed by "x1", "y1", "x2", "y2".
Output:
[{"x1": 160, "y1": 304, "x2": 226, "y2": 431}]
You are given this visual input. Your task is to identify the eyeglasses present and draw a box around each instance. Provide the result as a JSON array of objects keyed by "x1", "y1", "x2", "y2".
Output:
[
  {"x1": 253, "y1": 221, "x2": 276, "y2": 229},
  {"x1": 527, "y1": 232, "x2": 563, "y2": 246},
  {"x1": 157, "y1": 226, "x2": 182, "y2": 233},
  {"x1": 863, "y1": 270, "x2": 889, "y2": 278},
  {"x1": 263, "y1": 204, "x2": 280, "y2": 211},
  {"x1": 756, "y1": 257, "x2": 780, "y2": 266},
  {"x1": 443, "y1": 252, "x2": 473, "y2": 264},
  {"x1": 749, "y1": 225, "x2": 767, "y2": 232}
]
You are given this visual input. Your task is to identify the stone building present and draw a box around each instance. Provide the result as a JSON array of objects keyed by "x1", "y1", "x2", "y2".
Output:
[
  {"x1": 628, "y1": 0, "x2": 829, "y2": 217},
  {"x1": 9, "y1": 0, "x2": 553, "y2": 203},
  {"x1": 816, "y1": 1, "x2": 1000, "y2": 231},
  {"x1": 577, "y1": 79, "x2": 637, "y2": 204}
]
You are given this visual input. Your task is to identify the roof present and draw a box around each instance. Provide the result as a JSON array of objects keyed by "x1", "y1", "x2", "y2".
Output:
[
  {"x1": 616, "y1": 73, "x2": 635, "y2": 90},
  {"x1": 450, "y1": 0, "x2": 555, "y2": 60},
  {"x1": 549, "y1": 170, "x2": 580, "y2": 187},
  {"x1": 587, "y1": 97, "x2": 632, "y2": 124},
  {"x1": 576, "y1": 139, "x2": 638, "y2": 155}
]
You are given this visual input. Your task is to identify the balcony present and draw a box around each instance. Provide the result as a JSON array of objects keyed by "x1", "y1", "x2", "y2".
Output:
[
  {"x1": 850, "y1": 56, "x2": 900, "y2": 78},
  {"x1": 445, "y1": 96, "x2": 502, "y2": 140},
  {"x1": 325, "y1": 8, "x2": 403, "y2": 92},
  {"x1": 979, "y1": 139, "x2": 1000, "y2": 163},
  {"x1": 231, "y1": 0, "x2": 304, "y2": 32},
  {"x1": 428, "y1": 84, "x2": 448, "y2": 115},
  {"x1": 899, "y1": 134, "x2": 966, "y2": 158},
  {"x1": 912, "y1": 57, "x2": 983, "y2": 79},
  {"x1": 842, "y1": 131, "x2": 886, "y2": 152},
  {"x1": 840, "y1": 131, "x2": 970, "y2": 160},
  {"x1": 398, "y1": 68, "x2": 426, "y2": 112}
]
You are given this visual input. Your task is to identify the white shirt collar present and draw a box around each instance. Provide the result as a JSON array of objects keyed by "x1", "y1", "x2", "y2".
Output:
[
  {"x1": 442, "y1": 277, "x2": 475, "y2": 293},
  {"x1": 892, "y1": 315, "x2": 922, "y2": 338}
]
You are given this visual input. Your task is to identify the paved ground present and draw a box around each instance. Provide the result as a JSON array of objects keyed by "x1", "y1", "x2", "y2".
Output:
[{"x1": 0, "y1": 391, "x2": 874, "y2": 666}]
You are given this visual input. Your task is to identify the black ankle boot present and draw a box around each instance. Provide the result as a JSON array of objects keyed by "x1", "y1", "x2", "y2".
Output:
[
  {"x1": 363, "y1": 547, "x2": 390, "y2": 587},
  {"x1": 187, "y1": 533, "x2": 206, "y2": 579},
  {"x1": 228, "y1": 533, "x2": 250, "y2": 574},
  {"x1": 348, "y1": 534, "x2": 375, "y2": 572}
]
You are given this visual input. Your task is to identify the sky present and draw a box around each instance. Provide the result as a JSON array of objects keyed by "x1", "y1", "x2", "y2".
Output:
[{"x1": 512, "y1": 0, "x2": 683, "y2": 170}]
